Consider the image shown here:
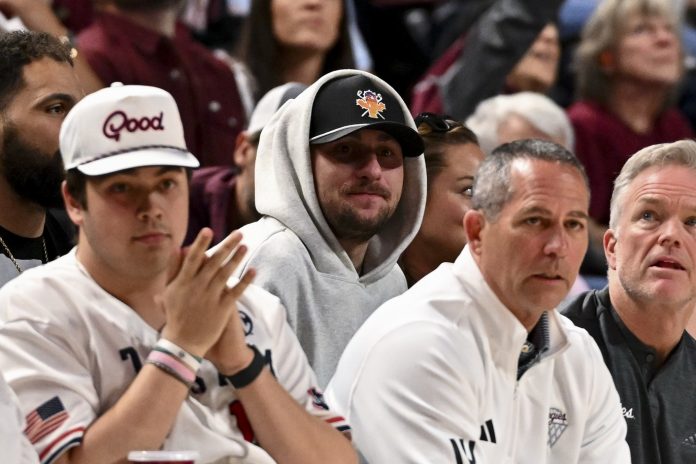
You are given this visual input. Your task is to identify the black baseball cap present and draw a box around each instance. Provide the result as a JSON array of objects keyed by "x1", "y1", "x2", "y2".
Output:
[{"x1": 309, "y1": 74, "x2": 424, "y2": 157}]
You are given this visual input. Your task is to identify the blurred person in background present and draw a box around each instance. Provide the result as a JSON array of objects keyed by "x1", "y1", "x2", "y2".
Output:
[
  {"x1": 75, "y1": 0, "x2": 252, "y2": 167},
  {"x1": 568, "y1": 0, "x2": 693, "y2": 250},
  {"x1": 186, "y1": 82, "x2": 307, "y2": 246},
  {"x1": 236, "y1": 0, "x2": 355, "y2": 100},
  {"x1": 410, "y1": 0, "x2": 563, "y2": 120}
]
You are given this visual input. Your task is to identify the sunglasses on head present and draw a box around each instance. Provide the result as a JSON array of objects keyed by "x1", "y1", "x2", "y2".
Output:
[{"x1": 414, "y1": 112, "x2": 458, "y2": 133}]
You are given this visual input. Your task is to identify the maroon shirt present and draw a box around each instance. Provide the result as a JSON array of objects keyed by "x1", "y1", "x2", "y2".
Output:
[
  {"x1": 568, "y1": 100, "x2": 694, "y2": 225},
  {"x1": 185, "y1": 166, "x2": 240, "y2": 246},
  {"x1": 77, "y1": 12, "x2": 246, "y2": 167}
]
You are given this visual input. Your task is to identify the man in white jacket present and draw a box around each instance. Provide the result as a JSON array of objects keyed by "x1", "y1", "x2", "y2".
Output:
[{"x1": 327, "y1": 139, "x2": 630, "y2": 463}]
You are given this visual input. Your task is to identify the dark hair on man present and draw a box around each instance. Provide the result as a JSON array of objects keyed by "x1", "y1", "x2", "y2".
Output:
[
  {"x1": 0, "y1": 31, "x2": 74, "y2": 111},
  {"x1": 472, "y1": 139, "x2": 589, "y2": 221},
  {"x1": 236, "y1": 0, "x2": 355, "y2": 99}
]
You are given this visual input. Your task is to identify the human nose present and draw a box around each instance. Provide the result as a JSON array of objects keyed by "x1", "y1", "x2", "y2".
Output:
[
  {"x1": 355, "y1": 153, "x2": 382, "y2": 180},
  {"x1": 655, "y1": 24, "x2": 676, "y2": 45},
  {"x1": 543, "y1": 224, "x2": 569, "y2": 257},
  {"x1": 136, "y1": 190, "x2": 164, "y2": 222},
  {"x1": 658, "y1": 217, "x2": 682, "y2": 248}
]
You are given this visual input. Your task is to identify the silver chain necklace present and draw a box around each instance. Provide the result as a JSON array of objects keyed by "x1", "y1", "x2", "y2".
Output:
[{"x1": 0, "y1": 234, "x2": 48, "y2": 274}]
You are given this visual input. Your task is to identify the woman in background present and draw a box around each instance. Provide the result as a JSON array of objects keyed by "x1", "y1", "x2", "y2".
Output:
[
  {"x1": 236, "y1": 0, "x2": 355, "y2": 98},
  {"x1": 400, "y1": 113, "x2": 484, "y2": 286}
]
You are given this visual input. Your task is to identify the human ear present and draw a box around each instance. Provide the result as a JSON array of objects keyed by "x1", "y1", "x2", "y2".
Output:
[
  {"x1": 464, "y1": 210, "x2": 485, "y2": 255},
  {"x1": 604, "y1": 228, "x2": 618, "y2": 270}
]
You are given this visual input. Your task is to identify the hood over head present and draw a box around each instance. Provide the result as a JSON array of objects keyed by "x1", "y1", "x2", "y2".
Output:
[{"x1": 254, "y1": 69, "x2": 427, "y2": 283}]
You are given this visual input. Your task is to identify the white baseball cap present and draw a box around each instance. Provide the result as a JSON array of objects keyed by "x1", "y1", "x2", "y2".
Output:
[
  {"x1": 246, "y1": 82, "x2": 307, "y2": 138},
  {"x1": 60, "y1": 83, "x2": 200, "y2": 176}
]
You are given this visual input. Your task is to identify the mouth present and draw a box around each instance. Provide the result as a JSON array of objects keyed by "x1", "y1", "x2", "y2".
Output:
[
  {"x1": 531, "y1": 273, "x2": 566, "y2": 283},
  {"x1": 132, "y1": 232, "x2": 170, "y2": 245},
  {"x1": 650, "y1": 257, "x2": 685, "y2": 271}
]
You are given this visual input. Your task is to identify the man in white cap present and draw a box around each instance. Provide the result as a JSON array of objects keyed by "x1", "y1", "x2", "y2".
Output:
[
  {"x1": 0, "y1": 83, "x2": 356, "y2": 464},
  {"x1": 186, "y1": 82, "x2": 308, "y2": 246},
  {"x1": 232, "y1": 69, "x2": 426, "y2": 387}
]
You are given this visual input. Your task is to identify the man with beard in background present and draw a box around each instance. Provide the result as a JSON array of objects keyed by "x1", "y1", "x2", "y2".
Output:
[
  {"x1": 0, "y1": 30, "x2": 82, "y2": 287},
  {"x1": 75, "y1": 0, "x2": 251, "y2": 167}
]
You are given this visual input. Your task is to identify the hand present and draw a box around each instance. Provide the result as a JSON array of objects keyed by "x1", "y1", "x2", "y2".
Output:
[
  {"x1": 0, "y1": 0, "x2": 67, "y2": 35},
  {"x1": 160, "y1": 228, "x2": 254, "y2": 357}
]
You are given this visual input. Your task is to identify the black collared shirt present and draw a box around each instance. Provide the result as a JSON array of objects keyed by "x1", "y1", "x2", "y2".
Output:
[
  {"x1": 562, "y1": 288, "x2": 696, "y2": 464},
  {"x1": 517, "y1": 311, "x2": 550, "y2": 380}
]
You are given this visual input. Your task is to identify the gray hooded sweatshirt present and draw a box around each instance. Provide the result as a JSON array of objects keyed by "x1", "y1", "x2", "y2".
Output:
[{"x1": 234, "y1": 69, "x2": 426, "y2": 387}]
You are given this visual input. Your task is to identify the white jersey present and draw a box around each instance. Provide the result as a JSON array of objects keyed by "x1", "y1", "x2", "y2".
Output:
[
  {"x1": 0, "y1": 372, "x2": 38, "y2": 464},
  {"x1": 326, "y1": 246, "x2": 630, "y2": 464},
  {"x1": 0, "y1": 250, "x2": 349, "y2": 464}
]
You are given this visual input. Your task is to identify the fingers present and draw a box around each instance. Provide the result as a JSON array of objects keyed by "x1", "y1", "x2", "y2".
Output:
[
  {"x1": 198, "y1": 230, "x2": 244, "y2": 288},
  {"x1": 223, "y1": 268, "x2": 256, "y2": 305},
  {"x1": 177, "y1": 228, "x2": 213, "y2": 280}
]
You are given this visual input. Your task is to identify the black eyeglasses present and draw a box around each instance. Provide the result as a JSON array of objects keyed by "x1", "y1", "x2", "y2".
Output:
[{"x1": 414, "y1": 112, "x2": 458, "y2": 133}]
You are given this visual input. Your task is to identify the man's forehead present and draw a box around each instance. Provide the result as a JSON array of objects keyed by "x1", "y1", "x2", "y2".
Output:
[
  {"x1": 90, "y1": 165, "x2": 185, "y2": 181},
  {"x1": 17, "y1": 58, "x2": 80, "y2": 100}
]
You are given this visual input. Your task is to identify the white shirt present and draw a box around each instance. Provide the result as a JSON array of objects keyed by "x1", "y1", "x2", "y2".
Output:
[
  {"x1": 0, "y1": 250, "x2": 348, "y2": 464},
  {"x1": 326, "y1": 246, "x2": 630, "y2": 463}
]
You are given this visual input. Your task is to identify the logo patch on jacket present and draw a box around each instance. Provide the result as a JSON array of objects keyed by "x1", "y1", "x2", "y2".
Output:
[
  {"x1": 683, "y1": 433, "x2": 696, "y2": 448},
  {"x1": 356, "y1": 90, "x2": 386, "y2": 119},
  {"x1": 239, "y1": 310, "x2": 253, "y2": 336},
  {"x1": 548, "y1": 407, "x2": 568, "y2": 447}
]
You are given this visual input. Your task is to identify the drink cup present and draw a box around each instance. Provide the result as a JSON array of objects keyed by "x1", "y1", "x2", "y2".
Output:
[{"x1": 128, "y1": 450, "x2": 200, "y2": 464}]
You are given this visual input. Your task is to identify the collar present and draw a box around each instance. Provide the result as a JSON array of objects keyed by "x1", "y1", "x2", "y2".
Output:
[{"x1": 453, "y1": 246, "x2": 571, "y2": 375}]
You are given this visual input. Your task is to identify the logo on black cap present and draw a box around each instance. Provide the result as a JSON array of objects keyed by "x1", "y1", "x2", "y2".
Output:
[{"x1": 356, "y1": 90, "x2": 386, "y2": 119}]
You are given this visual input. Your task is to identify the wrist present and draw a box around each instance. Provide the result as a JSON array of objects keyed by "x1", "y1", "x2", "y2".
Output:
[
  {"x1": 218, "y1": 345, "x2": 256, "y2": 376},
  {"x1": 160, "y1": 329, "x2": 207, "y2": 358},
  {"x1": 222, "y1": 345, "x2": 265, "y2": 389}
]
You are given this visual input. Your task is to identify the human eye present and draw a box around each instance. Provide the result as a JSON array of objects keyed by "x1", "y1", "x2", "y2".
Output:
[
  {"x1": 461, "y1": 186, "x2": 473, "y2": 198},
  {"x1": 333, "y1": 142, "x2": 353, "y2": 156},
  {"x1": 107, "y1": 182, "x2": 129, "y2": 194},
  {"x1": 46, "y1": 102, "x2": 67, "y2": 115},
  {"x1": 565, "y1": 219, "x2": 586, "y2": 231},
  {"x1": 685, "y1": 216, "x2": 696, "y2": 227},
  {"x1": 159, "y1": 178, "x2": 177, "y2": 191},
  {"x1": 640, "y1": 210, "x2": 655, "y2": 221},
  {"x1": 524, "y1": 217, "x2": 542, "y2": 226}
]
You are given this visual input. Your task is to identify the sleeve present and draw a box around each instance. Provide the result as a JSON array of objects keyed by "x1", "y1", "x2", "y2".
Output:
[
  {"x1": 430, "y1": 0, "x2": 564, "y2": 119},
  {"x1": 238, "y1": 288, "x2": 351, "y2": 435},
  {"x1": 577, "y1": 336, "x2": 631, "y2": 464},
  {"x1": 340, "y1": 322, "x2": 485, "y2": 463},
  {"x1": 0, "y1": 373, "x2": 39, "y2": 464},
  {"x1": 0, "y1": 293, "x2": 98, "y2": 464}
]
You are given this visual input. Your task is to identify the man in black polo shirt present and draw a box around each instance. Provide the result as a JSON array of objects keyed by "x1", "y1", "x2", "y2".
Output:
[{"x1": 562, "y1": 139, "x2": 696, "y2": 464}]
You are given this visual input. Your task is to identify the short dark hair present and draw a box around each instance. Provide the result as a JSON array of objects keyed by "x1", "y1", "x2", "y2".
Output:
[
  {"x1": 472, "y1": 139, "x2": 589, "y2": 220},
  {"x1": 0, "y1": 31, "x2": 74, "y2": 111}
]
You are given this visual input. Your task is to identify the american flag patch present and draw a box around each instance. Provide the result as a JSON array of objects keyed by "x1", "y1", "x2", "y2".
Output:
[{"x1": 24, "y1": 396, "x2": 69, "y2": 444}]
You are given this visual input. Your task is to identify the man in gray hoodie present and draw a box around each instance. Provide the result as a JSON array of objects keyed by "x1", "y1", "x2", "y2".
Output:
[{"x1": 233, "y1": 69, "x2": 426, "y2": 386}]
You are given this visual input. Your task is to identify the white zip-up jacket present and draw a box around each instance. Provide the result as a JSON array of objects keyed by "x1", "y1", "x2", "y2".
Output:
[{"x1": 326, "y1": 246, "x2": 630, "y2": 463}]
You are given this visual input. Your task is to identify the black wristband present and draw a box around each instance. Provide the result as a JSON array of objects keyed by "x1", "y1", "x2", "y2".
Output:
[{"x1": 225, "y1": 344, "x2": 265, "y2": 388}]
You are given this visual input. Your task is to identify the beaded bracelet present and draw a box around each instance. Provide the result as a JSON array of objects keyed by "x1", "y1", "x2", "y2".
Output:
[
  {"x1": 154, "y1": 338, "x2": 202, "y2": 373},
  {"x1": 147, "y1": 350, "x2": 196, "y2": 388}
]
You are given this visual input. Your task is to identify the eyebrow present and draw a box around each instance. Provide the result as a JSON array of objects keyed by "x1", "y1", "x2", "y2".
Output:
[
  {"x1": 34, "y1": 93, "x2": 77, "y2": 108},
  {"x1": 518, "y1": 205, "x2": 588, "y2": 219}
]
